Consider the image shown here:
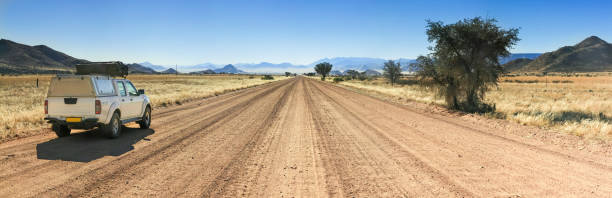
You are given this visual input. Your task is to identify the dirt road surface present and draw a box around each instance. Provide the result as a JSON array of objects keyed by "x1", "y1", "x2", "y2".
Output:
[{"x1": 1, "y1": 77, "x2": 611, "y2": 197}]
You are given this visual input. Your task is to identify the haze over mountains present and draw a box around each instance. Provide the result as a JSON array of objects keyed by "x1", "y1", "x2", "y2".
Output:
[
  {"x1": 1, "y1": 36, "x2": 610, "y2": 74},
  {"x1": 141, "y1": 57, "x2": 417, "y2": 74}
]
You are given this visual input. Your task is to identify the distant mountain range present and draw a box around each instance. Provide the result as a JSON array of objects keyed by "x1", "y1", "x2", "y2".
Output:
[
  {"x1": 503, "y1": 36, "x2": 612, "y2": 72},
  {"x1": 141, "y1": 57, "x2": 417, "y2": 74},
  {"x1": 499, "y1": 53, "x2": 542, "y2": 64},
  {"x1": 125, "y1": 63, "x2": 157, "y2": 74},
  {"x1": 160, "y1": 68, "x2": 178, "y2": 74},
  {"x1": 3, "y1": 36, "x2": 608, "y2": 74},
  {"x1": 213, "y1": 64, "x2": 245, "y2": 74},
  {"x1": 145, "y1": 55, "x2": 538, "y2": 74},
  {"x1": 139, "y1": 61, "x2": 167, "y2": 71}
]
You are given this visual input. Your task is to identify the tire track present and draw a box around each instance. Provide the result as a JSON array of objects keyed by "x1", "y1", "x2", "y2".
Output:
[{"x1": 199, "y1": 79, "x2": 296, "y2": 197}]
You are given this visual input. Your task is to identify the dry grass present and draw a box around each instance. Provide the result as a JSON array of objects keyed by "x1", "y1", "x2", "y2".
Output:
[
  {"x1": 337, "y1": 74, "x2": 612, "y2": 140},
  {"x1": 0, "y1": 74, "x2": 287, "y2": 139}
]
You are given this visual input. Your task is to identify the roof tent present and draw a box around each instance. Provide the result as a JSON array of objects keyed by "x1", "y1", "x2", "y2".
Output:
[{"x1": 75, "y1": 61, "x2": 128, "y2": 77}]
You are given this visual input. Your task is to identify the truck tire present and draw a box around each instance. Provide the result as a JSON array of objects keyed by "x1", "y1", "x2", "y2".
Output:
[
  {"x1": 104, "y1": 112, "x2": 122, "y2": 138},
  {"x1": 138, "y1": 106, "x2": 151, "y2": 129},
  {"x1": 52, "y1": 124, "x2": 71, "y2": 137}
]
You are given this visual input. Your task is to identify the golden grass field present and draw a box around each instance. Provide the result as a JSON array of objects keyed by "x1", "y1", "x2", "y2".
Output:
[
  {"x1": 0, "y1": 74, "x2": 288, "y2": 140},
  {"x1": 336, "y1": 74, "x2": 612, "y2": 140}
]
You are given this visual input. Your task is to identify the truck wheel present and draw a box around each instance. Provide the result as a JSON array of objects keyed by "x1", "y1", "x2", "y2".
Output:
[
  {"x1": 52, "y1": 124, "x2": 71, "y2": 137},
  {"x1": 138, "y1": 106, "x2": 151, "y2": 129},
  {"x1": 104, "y1": 112, "x2": 122, "y2": 138}
]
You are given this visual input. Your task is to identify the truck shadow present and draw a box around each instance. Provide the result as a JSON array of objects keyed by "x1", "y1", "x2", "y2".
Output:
[{"x1": 36, "y1": 127, "x2": 154, "y2": 162}]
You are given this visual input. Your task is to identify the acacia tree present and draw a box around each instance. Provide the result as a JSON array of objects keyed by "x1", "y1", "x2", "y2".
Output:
[
  {"x1": 314, "y1": 62, "x2": 333, "y2": 80},
  {"x1": 345, "y1": 69, "x2": 359, "y2": 80},
  {"x1": 383, "y1": 60, "x2": 402, "y2": 86},
  {"x1": 411, "y1": 17, "x2": 519, "y2": 112}
]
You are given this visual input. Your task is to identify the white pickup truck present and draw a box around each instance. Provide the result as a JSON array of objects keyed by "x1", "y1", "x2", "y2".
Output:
[{"x1": 44, "y1": 74, "x2": 152, "y2": 138}]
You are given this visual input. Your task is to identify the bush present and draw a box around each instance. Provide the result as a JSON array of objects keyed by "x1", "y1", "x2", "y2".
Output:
[
  {"x1": 333, "y1": 77, "x2": 344, "y2": 83},
  {"x1": 397, "y1": 79, "x2": 418, "y2": 85},
  {"x1": 261, "y1": 75, "x2": 274, "y2": 80}
]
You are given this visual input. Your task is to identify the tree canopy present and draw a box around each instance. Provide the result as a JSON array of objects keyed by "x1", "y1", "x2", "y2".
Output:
[
  {"x1": 314, "y1": 62, "x2": 333, "y2": 80},
  {"x1": 383, "y1": 60, "x2": 402, "y2": 86},
  {"x1": 411, "y1": 17, "x2": 519, "y2": 112}
]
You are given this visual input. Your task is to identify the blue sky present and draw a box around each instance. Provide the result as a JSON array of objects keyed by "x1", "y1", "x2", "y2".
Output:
[{"x1": 1, "y1": 0, "x2": 610, "y2": 65}]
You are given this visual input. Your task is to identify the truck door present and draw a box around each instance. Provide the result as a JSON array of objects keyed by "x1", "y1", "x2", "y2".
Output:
[
  {"x1": 115, "y1": 81, "x2": 134, "y2": 118},
  {"x1": 125, "y1": 81, "x2": 144, "y2": 118}
]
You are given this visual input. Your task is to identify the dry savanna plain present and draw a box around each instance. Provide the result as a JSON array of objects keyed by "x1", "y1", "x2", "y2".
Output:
[
  {"x1": 335, "y1": 73, "x2": 612, "y2": 140},
  {"x1": 0, "y1": 74, "x2": 288, "y2": 140},
  {"x1": 0, "y1": 76, "x2": 610, "y2": 197}
]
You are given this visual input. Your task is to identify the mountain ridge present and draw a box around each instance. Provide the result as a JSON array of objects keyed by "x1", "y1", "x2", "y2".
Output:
[
  {"x1": 505, "y1": 36, "x2": 612, "y2": 72},
  {"x1": 10, "y1": 37, "x2": 603, "y2": 74}
]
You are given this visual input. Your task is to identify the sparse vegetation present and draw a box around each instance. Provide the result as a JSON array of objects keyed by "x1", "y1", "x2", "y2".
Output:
[
  {"x1": 262, "y1": 75, "x2": 274, "y2": 80},
  {"x1": 0, "y1": 74, "x2": 287, "y2": 139},
  {"x1": 335, "y1": 74, "x2": 612, "y2": 140},
  {"x1": 333, "y1": 77, "x2": 344, "y2": 83}
]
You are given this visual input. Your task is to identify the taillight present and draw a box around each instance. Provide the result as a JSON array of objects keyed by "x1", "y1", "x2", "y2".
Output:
[
  {"x1": 95, "y1": 100, "x2": 101, "y2": 114},
  {"x1": 44, "y1": 100, "x2": 48, "y2": 114}
]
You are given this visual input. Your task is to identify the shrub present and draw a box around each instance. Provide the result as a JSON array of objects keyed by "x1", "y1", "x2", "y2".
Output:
[
  {"x1": 358, "y1": 75, "x2": 367, "y2": 81},
  {"x1": 333, "y1": 77, "x2": 344, "y2": 83},
  {"x1": 261, "y1": 75, "x2": 274, "y2": 80}
]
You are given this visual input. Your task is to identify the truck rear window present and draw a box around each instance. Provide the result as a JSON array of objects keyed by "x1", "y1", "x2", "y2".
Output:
[{"x1": 47, "y1": 77, "x2": 96, "y2": 97}]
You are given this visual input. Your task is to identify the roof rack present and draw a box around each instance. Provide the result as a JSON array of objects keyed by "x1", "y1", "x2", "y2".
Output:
[{"x1": 75, "y1": 61, "x2": 128, "y2": 77}]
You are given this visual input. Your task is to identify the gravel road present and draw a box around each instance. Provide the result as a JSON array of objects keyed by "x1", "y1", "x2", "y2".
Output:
[{"x1": 0, "y1": 76, "x2": 610, "y2": 197}]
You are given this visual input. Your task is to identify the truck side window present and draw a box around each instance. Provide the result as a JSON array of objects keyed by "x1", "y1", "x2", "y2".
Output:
[
  {"x1": 126, "y1": 82, "x2": 138, "y2": 96},
  {"x1": 117, "y1": 81, "x2": 127, "y2": 96}
]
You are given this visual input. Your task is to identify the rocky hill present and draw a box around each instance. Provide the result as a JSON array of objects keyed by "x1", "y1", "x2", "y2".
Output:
[
  {"x1": 126, "y1": 63, "x2": 158, "y2": 74},
  {"x1": 0, "y1": 39, "x2": 161, "y2": 74},
  {"x1": 0, "y1": 39, "x2": 88, "y2": 73},
  {"x1": 161, "y1": 68, "x2": 179, "y2": 74},
  {"x1": 213, "y1": 64, "x2": 244, "y2": 74},
  {"x1": 505, "y1": 36, "x2": 612, "y2": 72},
  {"x1": 502, "y1": 58, "x2": 533, "y2": 73}
]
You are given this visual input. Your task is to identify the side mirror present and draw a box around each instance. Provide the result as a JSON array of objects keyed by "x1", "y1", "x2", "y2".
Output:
[{"x1": 138, "y1": 89, "x2": 145, "y2": 95}]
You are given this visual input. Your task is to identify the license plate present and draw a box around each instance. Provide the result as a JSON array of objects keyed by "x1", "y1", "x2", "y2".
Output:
[{"x1": 66, "y1": 117, "x2": 82, "y2": 123}]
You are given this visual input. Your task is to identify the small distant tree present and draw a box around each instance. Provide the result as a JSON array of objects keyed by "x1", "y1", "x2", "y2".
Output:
[
  {"x1": 411, "y1": 17, "x2": 519, "y2": 112},
  {"x1": 383, "y1": 60, "x2": 402, "y2": 86},
  {"x1": 345, "y1": 69, "x2": 360, "y2": 80},
  {"x1": 285, "y1": 72, "x2": 291, "y2": 77},
  {"x1": 358, "y1": 71, "x2": 367, "y2": 81},
  {"x1": 261, "y1": 75, "x2": 274, "y2": 80},
  {"x1": 314, "y1": 62, "x2": 333, "y2": 80}
]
